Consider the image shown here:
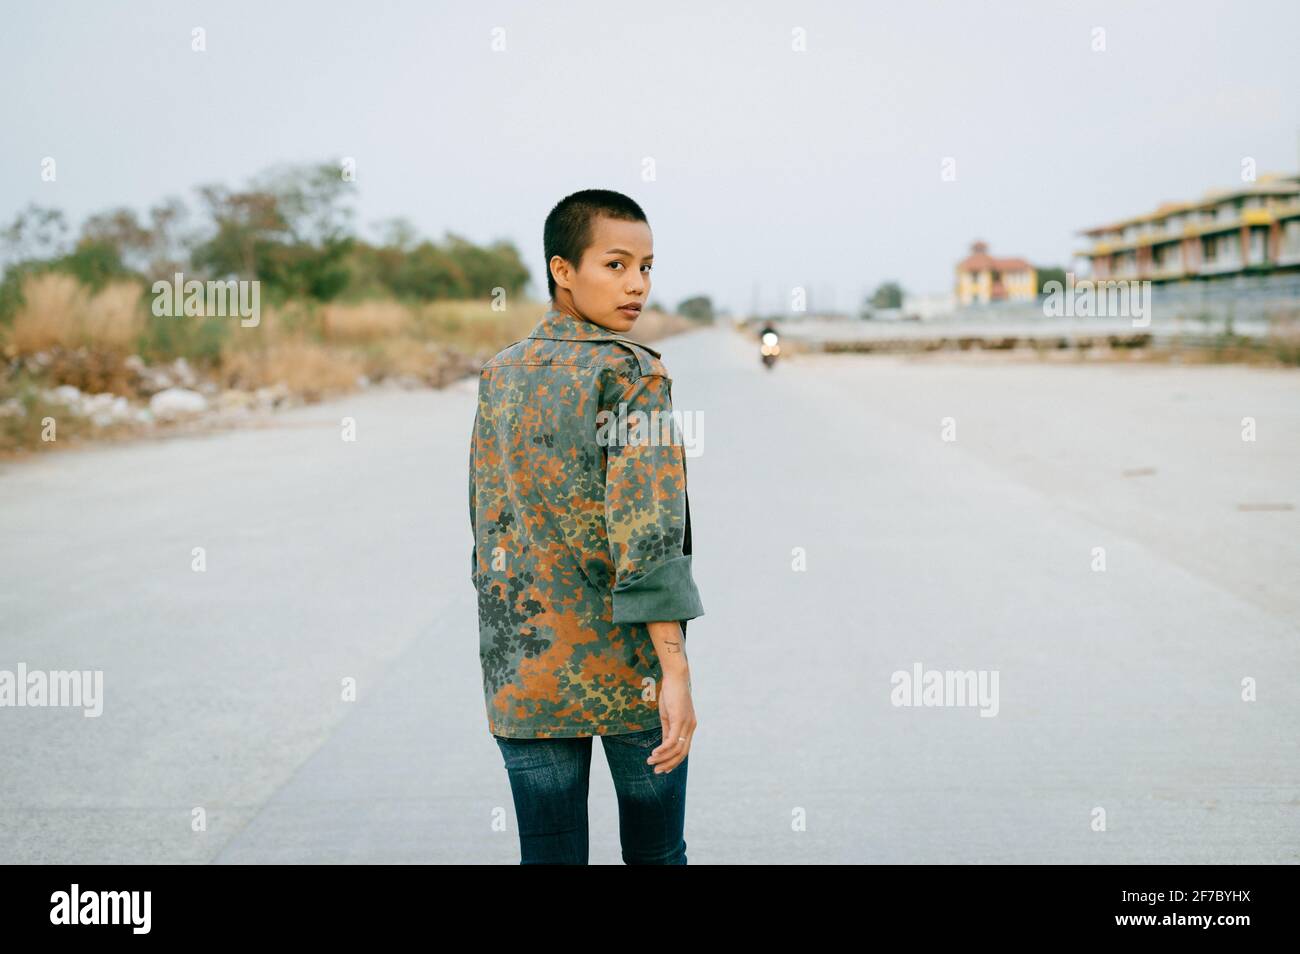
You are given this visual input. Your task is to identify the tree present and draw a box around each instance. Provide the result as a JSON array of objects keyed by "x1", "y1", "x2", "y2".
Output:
[
  {"x1": 1035, "y1": 266, "x2": 1066, "y2": 296},
  {"x1": 253, "y1": 161, "x2": 356, "y2": 247},
  {"x1": 391, "y1": 241, "x2": 468, "y2": 300},
  {"x1": 189, "y1": 162, "x2": 357, "y2": 300},
  {"x1": 190, "y1": 184, "x2": 287, "y2": 279},
  {"x1": 372, "y1": 217, "x2": 419, "y2": 252},
  {"x1": 1, "y1": 204, "x2": 71, "y2": 267},
  {"x1": 0, "y1": 160, "x2": 534, "y2": 309},
  {"x1": 869, "y1": 281, "x2": 903, "y2": 309},
  {"x1": 676, "y1": 295, "x2": 714, "y2": 321}
]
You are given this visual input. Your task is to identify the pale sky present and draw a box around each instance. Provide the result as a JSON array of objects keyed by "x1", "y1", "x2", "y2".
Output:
[{"x1": 2, "y1": 0, "x2": 1297, "y2": 314}]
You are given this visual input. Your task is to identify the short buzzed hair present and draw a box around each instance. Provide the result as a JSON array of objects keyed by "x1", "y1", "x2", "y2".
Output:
[{"x1": 543, "y1": 189, "x2": 648, "y2": 301}]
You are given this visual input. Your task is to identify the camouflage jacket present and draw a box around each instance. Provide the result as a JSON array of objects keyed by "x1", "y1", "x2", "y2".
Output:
[{"x1": 469, "y1": 308, "x2": 704, "y2": 739}]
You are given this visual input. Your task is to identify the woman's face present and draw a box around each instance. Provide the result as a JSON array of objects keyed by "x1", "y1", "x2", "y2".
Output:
[{"x1": 552, "y1": 215, "x2": 654, "y2": 332}]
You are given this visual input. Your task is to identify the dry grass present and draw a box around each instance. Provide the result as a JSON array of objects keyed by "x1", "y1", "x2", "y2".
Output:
[
  {"x1": 410, "y1": 300, "x2": 540, "y2": 351},
  {"x1": 9, "y1": 273, "x2": 89, "y2": 353},
  {"x1": 406, "y1": 300, "x2": 702, "y2": 353},
  {"x1": 1, "y1": 278, "x2": 708, "y2": 454},
  {"x1": 219, "y1": 341, "x2": 365, "y2": 400},
  {"x1": 0, "y1": 384, "x2": 96, "y2": 455},
  {"x1": 619, "y1": 307, "x2": 702, "y2": 345},
  {"x1": 216, "y1": 300, "x2": 310, "y2": 349},
  {"x1": 8, "y1": 273, "x2": 144, "y2": 355},
  {"x1": 321, "y1": 300, "x2": 411, "y2": 342},
  {"x1": 83, "y1": 282, "x2": 144, "y2": 351},
  {"x1": 363, "y1": 338, "x2": 440, "y2": 378}
]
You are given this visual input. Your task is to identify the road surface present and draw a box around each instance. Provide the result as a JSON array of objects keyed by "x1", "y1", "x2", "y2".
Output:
[{"x1": 1, "y1": 326, "x2": 1297, "y2": 863}]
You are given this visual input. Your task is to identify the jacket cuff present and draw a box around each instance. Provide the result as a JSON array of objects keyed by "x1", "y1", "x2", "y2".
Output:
[{"x1": 611, "y1": 554, "x2": 704, "y2": 624}]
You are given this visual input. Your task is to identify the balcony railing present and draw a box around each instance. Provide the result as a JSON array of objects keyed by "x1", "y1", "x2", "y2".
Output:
[{"x1": 1085, "y1": 199, "x2": 1300, "y2": 255}]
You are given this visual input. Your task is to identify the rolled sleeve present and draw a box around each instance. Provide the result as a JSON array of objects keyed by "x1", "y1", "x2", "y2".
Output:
[
  {"x1": 611, "y1": 552, "x2": 703, "y2": 623},
  {"x1": 602, "y1": 370, "x2": 704, "y2": 625},
  {"x1": 469, "y1": 409, "x2": 479, "y2": 586}
]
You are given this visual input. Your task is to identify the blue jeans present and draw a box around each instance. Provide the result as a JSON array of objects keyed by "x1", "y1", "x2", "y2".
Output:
[{"x1": 492, "y1": 724, "x2": 688, "y2": 864}]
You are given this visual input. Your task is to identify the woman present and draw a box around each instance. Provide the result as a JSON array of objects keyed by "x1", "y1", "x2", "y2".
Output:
[{"x1": 468, "y1": 189, "x2": 704, "y2": 864}]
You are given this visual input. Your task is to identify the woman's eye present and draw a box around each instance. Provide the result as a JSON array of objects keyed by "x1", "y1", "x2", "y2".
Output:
[
  {"x1": 642, "y1": 264, "x2": 653, "y2": 272},
  {"x1": 608, "y1": 261, "x2": 622, "y2": 269}
]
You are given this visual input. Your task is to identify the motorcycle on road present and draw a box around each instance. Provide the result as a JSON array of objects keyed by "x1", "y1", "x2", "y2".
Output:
[{"x1": 759, "y1": 327, "x2": 781, "y2": 369}]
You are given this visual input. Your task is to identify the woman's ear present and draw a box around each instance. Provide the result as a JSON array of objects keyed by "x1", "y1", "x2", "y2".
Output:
[{"x1": 549, "y1": 255, "x2": 572, "y2": 292}]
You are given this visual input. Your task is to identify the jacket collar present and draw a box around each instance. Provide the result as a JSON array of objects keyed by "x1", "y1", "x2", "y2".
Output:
[{"x1": 527, "y1": 308, "x2": 660, "y2": 356}]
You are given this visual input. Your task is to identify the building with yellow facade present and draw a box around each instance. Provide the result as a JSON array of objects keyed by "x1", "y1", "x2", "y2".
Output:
[
  {"x1": 1076, "y1": 174, "x2": 1300, "y2": 282},
  {"x1": 955, "y1": 241, "x2": 1037, "y2": 305}
]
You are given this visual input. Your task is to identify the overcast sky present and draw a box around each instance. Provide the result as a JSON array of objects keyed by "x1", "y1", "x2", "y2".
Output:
[{"x1": 2, "y1": 0, "x2": 1297, "y2": 314}]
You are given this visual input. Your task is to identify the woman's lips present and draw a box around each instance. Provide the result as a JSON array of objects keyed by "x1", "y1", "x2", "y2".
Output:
[{"x1": 618, "y1": 306, "x2": 640, "y2": 317}]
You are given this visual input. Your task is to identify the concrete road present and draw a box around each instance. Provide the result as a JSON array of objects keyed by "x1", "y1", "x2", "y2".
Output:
[{"x1": 1, "y1": 326, "x2": 1297, "y2": 863}]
